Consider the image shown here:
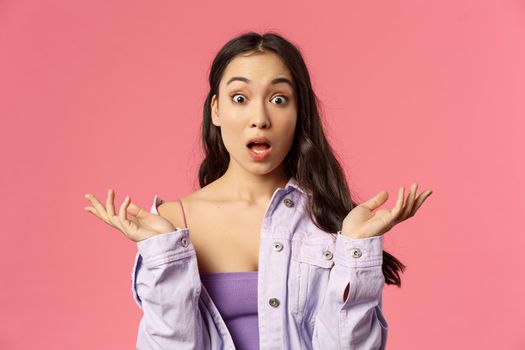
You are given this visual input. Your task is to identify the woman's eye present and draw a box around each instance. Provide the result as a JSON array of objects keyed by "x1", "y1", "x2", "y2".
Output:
[
  {"x1": 271, "y1": 95, "x2": 288, "y2": 105},
  {"x1": 231, "y1": 94, "x2": 246, "y2": 104},
  {"x1": 231, "y1": 94, "x2": 288, "y2": 105}
]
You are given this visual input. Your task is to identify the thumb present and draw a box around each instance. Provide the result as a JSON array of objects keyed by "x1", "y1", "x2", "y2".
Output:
[
  {"x1": 126, "y1": 200, "x2": 149, "y2": 219},
  {"x1": 360, "y1": 191, "x2": 389, "y2": 211}
]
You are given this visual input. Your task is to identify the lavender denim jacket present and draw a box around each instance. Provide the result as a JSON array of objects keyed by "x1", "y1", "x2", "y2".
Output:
[{"x1": 131, "y1": 177, "x2": 388, "y2": 349}]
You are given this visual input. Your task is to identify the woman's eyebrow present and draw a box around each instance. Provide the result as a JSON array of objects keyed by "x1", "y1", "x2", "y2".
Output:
[{"x1": 226, "y1": 76, "x2": 294, "y2": 89}]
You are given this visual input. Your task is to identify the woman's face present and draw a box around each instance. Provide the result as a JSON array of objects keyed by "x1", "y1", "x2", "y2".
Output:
[{"x1": 210, "y1": 51, "x2": 297, "y2": 176}]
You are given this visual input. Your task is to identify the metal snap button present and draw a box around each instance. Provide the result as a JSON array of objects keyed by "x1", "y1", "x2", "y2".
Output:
[
  {"x1": 180, "y1": 237, "x2": 189, "y2": 247},
  {"x1": 350, "y1": 248, "x2": 362, "y2": 258},
  {"x1": 272, "y1": 242, "x2": 283, "y2": 252},
  {"x1": 283, "y1": 198, "x2": 294, "y2": 207},
  {"x1": 322, "y1": 250, "x2": 333, "y2": 260},
  {"x1": 268, "y1": 298, "x2": 280, "y2": 308}
]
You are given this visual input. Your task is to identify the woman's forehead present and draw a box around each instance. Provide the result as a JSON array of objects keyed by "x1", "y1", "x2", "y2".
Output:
[{"x1": 222, "y1": 52, "x2": 293, "y2": 84}]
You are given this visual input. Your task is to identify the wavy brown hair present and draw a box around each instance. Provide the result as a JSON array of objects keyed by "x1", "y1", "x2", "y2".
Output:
[{"x1": 197, "y1": 31, "x2": 405, "y2": 287}]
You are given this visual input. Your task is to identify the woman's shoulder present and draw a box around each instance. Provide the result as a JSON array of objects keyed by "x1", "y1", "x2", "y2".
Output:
[{"x1": 154, "y1": 183, "x2": 216, "y2": 229}]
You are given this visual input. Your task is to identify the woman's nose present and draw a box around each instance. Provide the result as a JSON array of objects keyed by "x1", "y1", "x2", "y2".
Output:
[
  {"x1": 250, "y1": 104, "x2": 271, "y2": 128},
  {"x1": 251, "y1": 117, "x2": 269, "y2": 128}
]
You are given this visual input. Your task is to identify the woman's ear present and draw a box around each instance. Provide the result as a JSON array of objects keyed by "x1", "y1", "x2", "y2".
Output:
[{"x1": 211, "y1": 94, "x2": 220, "y2": 127}]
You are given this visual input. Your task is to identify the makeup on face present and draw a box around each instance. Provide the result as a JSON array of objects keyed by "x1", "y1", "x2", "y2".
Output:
[
  {"x1": 246, "y1": 136, "x2": 272, "y2": 161},
  {"x1": 215, "y1": 53, "x2": 297, "y2": 168}
]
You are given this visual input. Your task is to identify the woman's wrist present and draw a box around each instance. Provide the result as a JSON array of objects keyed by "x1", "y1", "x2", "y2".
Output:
[{"x1": 337, "y1": 230, "x2": 368, "y2": 240}]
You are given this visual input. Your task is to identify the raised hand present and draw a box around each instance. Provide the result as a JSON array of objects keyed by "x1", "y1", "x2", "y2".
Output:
[
  {"x1": 341, "y1": 182, "x2": 433, "y2": 239},
  {"x1": 83, "y1": 189, "x2": 176, "y2": 242}
]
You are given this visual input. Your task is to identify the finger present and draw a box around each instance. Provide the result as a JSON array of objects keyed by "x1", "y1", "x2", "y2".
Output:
[
  {"x1": 106, "y1": 189, "x2": 116, "y2": 217},
  {"x1": 400, "y1": 183, "x2": 418, "y2": 221},
  {"x1": 412, "y1": 189, "x2": 433, "y2": 214},
  {"x1": 360, "y1": 190, "x2": 389, "y2": 211},
  {"x1": 84, "y1": 206, "x2": 98, "y2": 217},
  {"x1": 390, "y1": 186, "x2": 405, "y2": 221},
  {"x1": 117, "y1": 196, "x2": 133, "y2": 235},
  {"x1": 119, "y1": 195, "x2": 130, "y2": 222},
  {"x1": 107, "y1": 189, "x2": 129, "y2": 232},
  {"x1": 126, "y1": 201, "x2": 147, "y2": 219},
  {"x1": 84, "y1": 193, "x2": 109, "y2": 221}
]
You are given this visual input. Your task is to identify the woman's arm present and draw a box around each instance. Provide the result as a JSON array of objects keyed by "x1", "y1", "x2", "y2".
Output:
[
  {"x1": 84, "y1": 190, "x2": 211, "y2": 347},
  {"x1": 311, "y1": 233, "x2": 388, "y2": 350},
  {"x1": 132, "y1": 229, "x2": 211, "y2": 350},
  {"x1": 312, "y1": 184, "x2": 431, "y2": 348}
]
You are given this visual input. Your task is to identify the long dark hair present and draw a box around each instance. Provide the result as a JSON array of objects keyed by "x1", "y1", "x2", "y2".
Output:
[{"x1": 198, "y1": 31, "x2": 405, "y2": 287}]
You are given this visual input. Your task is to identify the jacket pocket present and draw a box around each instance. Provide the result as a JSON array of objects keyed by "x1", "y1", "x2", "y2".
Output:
[{"x1": 289, "y1": 235, "x2": 335, "y2": 325}]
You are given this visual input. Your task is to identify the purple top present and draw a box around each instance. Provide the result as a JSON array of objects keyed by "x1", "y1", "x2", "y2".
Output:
[
  {"x1": 178, "y1": 198, "x2": 260, "y2": 349},
  {"x1": 199, "y1": 271, "x2": 259, "y2": 349}
]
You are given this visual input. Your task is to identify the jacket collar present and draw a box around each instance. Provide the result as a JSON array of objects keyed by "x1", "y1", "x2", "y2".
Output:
[{"x1": 285, "y1": 176, "x2": 309, "y2": 196}]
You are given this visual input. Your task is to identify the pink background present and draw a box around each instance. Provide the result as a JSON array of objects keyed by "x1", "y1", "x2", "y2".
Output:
[{"x1": 1, "y1": 0, "x2": 524, "y2": 349}]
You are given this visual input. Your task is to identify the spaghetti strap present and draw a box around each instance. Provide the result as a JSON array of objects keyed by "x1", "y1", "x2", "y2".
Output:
[{"x1": 177, "y1": 199, "x2": 188, "y2": 229}]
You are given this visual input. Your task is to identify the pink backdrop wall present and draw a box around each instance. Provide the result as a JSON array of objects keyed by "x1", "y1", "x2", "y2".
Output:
[{"x1": 1, "y1": 0, "x2": 524, "y2": 348}]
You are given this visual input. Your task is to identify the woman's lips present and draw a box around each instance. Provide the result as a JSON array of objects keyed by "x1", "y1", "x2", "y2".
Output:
[{"x1": 247, "y1": 143, "x2": 272, "y2": 161}]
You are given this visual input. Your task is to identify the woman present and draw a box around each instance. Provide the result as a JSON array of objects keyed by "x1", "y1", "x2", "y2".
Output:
[{"x1": 84, "y1": 31, "x2": 432, "y2": 349}]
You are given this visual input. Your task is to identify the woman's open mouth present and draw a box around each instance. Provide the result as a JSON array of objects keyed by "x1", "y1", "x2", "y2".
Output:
[{"x1": 247, "y1": 142, "x2": 272, "y2": 161}]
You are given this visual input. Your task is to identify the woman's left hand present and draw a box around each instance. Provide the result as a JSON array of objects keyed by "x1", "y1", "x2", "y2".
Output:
[{"x1": 341, "y1": 183, "x2": 433, "y2": 239}]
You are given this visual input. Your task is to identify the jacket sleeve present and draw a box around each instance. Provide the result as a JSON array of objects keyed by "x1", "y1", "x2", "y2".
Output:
[
  {"x1": 131, "y1": 228, "x2": 211, "y2": 349},
  {"x1": 311, "y1": 232, "x2": 388, "y2": 350}
]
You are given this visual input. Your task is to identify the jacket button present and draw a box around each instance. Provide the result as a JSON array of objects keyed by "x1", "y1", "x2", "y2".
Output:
[
  {"x1": 322, "y1": 250, "x2": 333, "y2": 260},
  {"x1": 350, "y1": 248, "x2": 362, "y2": 258},
  {"x1": 180, "y1": 237, "x2": 189, "y2": 247},
  {"x1": 283, "y1": 198, "x2": 294, "y2": 207},
  {"x1": 268, "y1": 298, "x2": 280, "y2": 308},
  {"x1": 272, "y1": 242, "x2": 283, "y2": 252}
]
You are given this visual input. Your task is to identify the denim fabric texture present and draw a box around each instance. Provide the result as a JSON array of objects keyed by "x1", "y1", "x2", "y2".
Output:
[{"x1": 131, "y1": 177, "x2": 388, "y2": 349}]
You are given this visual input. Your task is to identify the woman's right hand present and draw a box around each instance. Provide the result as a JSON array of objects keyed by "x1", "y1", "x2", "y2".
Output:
[{"x1": 83, "y1": 189, "x2": 177, "y2": 242}]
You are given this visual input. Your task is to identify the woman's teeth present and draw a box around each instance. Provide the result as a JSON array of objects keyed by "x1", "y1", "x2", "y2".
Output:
[
  {"x1": 249, "y1": 143, "x2": 270, "y2": 151},
  {"x1": 247, "y1": 142, "x2": 272, "y2": 160}
]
